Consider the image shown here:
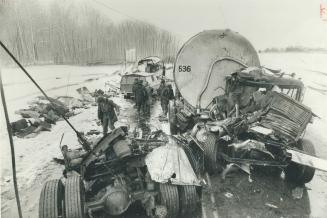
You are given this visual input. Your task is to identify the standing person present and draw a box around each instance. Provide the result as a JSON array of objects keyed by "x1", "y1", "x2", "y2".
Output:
[
  {"x1": 168, "y1": 84, "x2": 174, "y2": 100},
  {"x1": 97, "y1": 96, "x2": 120, "y2": 134},
  {"x1": 158, "y1": 80, "x2": 166, "y2": 114},
  {"x1": 134, "y1": 80, "x2": 146, "y2": 113},
  {"x1": 162, "y1": 63, "x2": 166, "y2": 77},
  {"x1": 132, "y1": 78, "x2": 139, "y2": 106},
  {"x1": 157, "y1": 79, "x2": 165, "y2": 101},
  {"x1": 132, "y1": 78, "x2": 139, "y2": 97},
  {"x1": 160, "y1": 84, "x2": 175, "y2": 116},
  {"x1": 143, "y1": 81, "x2": 153, "y2": 114}
]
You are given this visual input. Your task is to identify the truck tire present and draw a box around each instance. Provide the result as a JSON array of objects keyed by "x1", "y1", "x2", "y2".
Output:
[
  {"x1": 159, "y1": 183, "x2": 179, "y2": 218},
  {"x1": 39, "y1": 179, "x2": 64, "y2": 218},
  {"x1": 178, "y1": 185, "x2": 197, "y2": 215},
  {"x1": 65, "y1": 175, "x2": 85, "y2": 218},
  {"x1": 168, "y1": 101, "x2": 178, "y2": 135},
  {"x1": 285, "y1": 139, "x2": 316, "y2": 184},
  {"x1": 203, "y1": 133, "x2": 219, "y2": 174}
]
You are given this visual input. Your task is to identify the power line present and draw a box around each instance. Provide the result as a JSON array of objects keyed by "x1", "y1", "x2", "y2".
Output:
[
  {"x1": 91, "y1": 0, "x2": 175, "y2": 34},
  {"x1": 92, "y1": 0, "x2": 145, "y2": 23}
]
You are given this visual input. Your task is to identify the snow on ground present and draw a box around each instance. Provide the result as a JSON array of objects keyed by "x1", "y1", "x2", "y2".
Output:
[
  {"x1": 0, "y1": 64, "x2": 124, "y2": 215},
  {"x1": 260, "y1": 52, "x2": 327, "y2": 218},
  {"x1": 260, "y1": 52, "x2": 327, "y2": 159},
  {"x1": 0, "y1": 52, "x2": 327, "y2": 217},
  {"x1": 0, "y1": 64, "x2": 125, "y2": 120}
]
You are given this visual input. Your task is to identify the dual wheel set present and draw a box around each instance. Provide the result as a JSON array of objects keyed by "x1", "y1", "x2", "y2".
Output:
[
  {"x1": 39, "y1": 176, "x2": 84, "y2": 218},
  {"x1": 158, "y1": 183, "x2": 198, "y2": 218},
  {"x1": 39, "y1": 175, "x2": 199, "y2": 218}
]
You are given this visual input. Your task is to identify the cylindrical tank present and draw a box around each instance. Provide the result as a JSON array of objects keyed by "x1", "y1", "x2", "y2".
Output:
[{"x1": 174, "y1": 29, "x2": 260, "y2": 109}]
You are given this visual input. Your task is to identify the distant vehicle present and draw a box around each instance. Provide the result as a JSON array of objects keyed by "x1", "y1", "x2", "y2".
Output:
[
  {"x1": 120, "y1": 72, "x2": 162, "y2": 98},
  {"x1": 137, "y1": 56, "x2": 163, "y2": 73},
  {"x1": 168, "y1": 29, "x2": 327, "y2": 184},
  {"x1": 120, "y1": 56, "x2": 165, "y2": 98}
]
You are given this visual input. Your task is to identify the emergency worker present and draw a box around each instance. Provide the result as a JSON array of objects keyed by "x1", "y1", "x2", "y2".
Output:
[
  {"x1": 160, "y1": 84, "x2": 174, "y2": 116},
  {"x1": 143, "y1": 81, "x2": 153, "y2": 114},
  {"x1": 97, "y1": 96, "x2": 120, "y2": 134},
  {"x1": 132, "y1": 78, "x2": 139, "y2": 102},
  {"x1": 134, "y1": 80, "x2": 147, "y2": 113}
]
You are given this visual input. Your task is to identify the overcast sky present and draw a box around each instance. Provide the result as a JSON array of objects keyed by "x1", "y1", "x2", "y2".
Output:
[
  {"x1": 85, "y1": 0, "x2": 327, "y2": 50},
  {"x1": 2, "y1": 0, "x2": 326, "y2": 49}
]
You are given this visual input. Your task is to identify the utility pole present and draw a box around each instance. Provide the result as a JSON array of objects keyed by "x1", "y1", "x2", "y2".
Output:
[{"x1": 0, "y1": 71, "x2": 23, "y2": 218}]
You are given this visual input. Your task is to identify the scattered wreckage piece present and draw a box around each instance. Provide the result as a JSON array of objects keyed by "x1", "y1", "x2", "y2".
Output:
[
  {"x1": 39, "y1": 127, "x2": 203, "y2": 218},
  {"x1": 76, "y1": 86, "x2": 94, "y2": 102},
  {"x1": 287, "y1": 147, "x2": 327, "y2": 172},
  {"x1": 10, "y1": 118, "x2": 51, "y2": 138},
  {"x1": 169, "y1": 29, "x2": 325, "y2": 185},
  {"x1": 104, "y1": 81, "x2": 120, "y2": 95},
  {"x1": 56, "y1": 96, "x2": 84, "y2": 109},
  {"x1": 145, "y1": 136, "x2": 201, "y2": 186},
  {"x1": 12, "y1": 90, "x2": 93, "y2": 137}
]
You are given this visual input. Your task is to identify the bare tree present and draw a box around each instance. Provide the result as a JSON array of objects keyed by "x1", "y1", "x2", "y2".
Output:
[{"x1": 0, "y1": 0, "x2": 180, "y2": 65}]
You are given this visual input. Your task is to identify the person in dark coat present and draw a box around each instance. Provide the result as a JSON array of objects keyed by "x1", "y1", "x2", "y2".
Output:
[
  {"x1": 134, "y1": 80, "x2": 147, "y2": 113},
  {"x1": 160, "y1": 84, "x2": 174, "y2": 116},
  {"x1": 132, "y1": 78, "x2": 139, "y2": 107},
  {"x1": 97, "y1": 97, "x2": 120, "y2": 134},
  {"x1": 162, "y1": 63, "x2": 166, "y2": 76},
  {"x1": 157, "y1": 79, "x2": 165, "y2": 97},
  {"x1": 132, "y1": 78, "x2": 139, "y2": 98},
  {"x1": 143, "y1": 81, "x2": 153, "y2": 114}
]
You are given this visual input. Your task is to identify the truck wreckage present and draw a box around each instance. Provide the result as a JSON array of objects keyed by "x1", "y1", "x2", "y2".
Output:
[
  {"x1": 2, "y1": 29, "x2": 327, "y2": 218},
  {"x1": 169, "y1": 29, "x2": 327, "y2": 183},
  {"x1": 39, "y1": 128, "x2": 203, "y2": 218},
  {"x1": 0, "y1": 42, "x2": 203, "y2": 218}
]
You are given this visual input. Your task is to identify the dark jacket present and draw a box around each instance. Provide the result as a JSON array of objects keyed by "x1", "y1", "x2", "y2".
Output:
[
  {"x1": 132, "y1": 81, "x2": 139, "y2": 97},
  {"x1": 135, "y1": 84, "x2": 147, "y2": 104},
  {"x1": 161, "y1": 86, "x2": 174, "y2": 102},
  {"x1": 157, "y1": 83, "x2": 165, "y2": 96},
  {"x1": 98, "y1": 99, "x2": 119, "y2": 122}
]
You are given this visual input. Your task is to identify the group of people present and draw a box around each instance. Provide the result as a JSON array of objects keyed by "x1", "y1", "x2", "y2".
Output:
[{"x1": 97, "y1": 78, "x2": 175, "y2": 135}]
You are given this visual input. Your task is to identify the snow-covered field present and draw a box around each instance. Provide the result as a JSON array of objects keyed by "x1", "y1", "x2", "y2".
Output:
[
  {"x1": 0, "y1": 52, "x2": 327, "y2": 217},
  {"x1": 0, "y1": 64, "x2": 127, "y2": 217},
  {"x1": 0, "y1": 64, "x2": 123, "y2": 179}
]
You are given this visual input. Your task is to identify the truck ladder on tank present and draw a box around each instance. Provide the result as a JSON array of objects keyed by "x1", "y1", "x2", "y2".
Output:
[{"x1": 196, "y1": 56, "x2": 248, "y2": 110}]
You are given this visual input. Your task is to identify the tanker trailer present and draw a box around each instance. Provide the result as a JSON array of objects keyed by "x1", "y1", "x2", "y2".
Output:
[
  {"x1": 169, "y1": 29, "x2": 327, "y2": 183},
  {"x1": 169, "y1": 29, "x2": 260, "y2": 134}
]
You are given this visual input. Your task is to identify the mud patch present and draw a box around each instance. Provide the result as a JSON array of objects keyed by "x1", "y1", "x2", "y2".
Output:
[{"x1": 210, "y1": 170, "x2": 312, "y2": 218}]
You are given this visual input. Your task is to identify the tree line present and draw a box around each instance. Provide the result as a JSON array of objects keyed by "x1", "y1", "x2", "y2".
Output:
[
  {"x1": 259, "y1": 46, "x2": 327, "y2": 53},
  {"x1": 0, "y1": 0, "x2": 180, "y2": 65}
]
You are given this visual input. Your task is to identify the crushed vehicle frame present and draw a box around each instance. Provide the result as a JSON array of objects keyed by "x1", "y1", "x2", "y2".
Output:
[
  {"x1": 39, "y1": 127, "x2": 204, "y2": 218},
  {"x1": 168, "y1": 29, "x2": 327, "y2": 185}
]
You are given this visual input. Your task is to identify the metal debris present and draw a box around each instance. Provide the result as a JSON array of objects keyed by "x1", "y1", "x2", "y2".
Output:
[
  {"x1": 291, "y1": 186, "x2": 304, "y2": 199},
  {"x1": 265, "y1": 203, "x2": 278, "y2": 209},
  {"x1": 224, "y1": 192, "x2": 233, "y2": 198}
]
